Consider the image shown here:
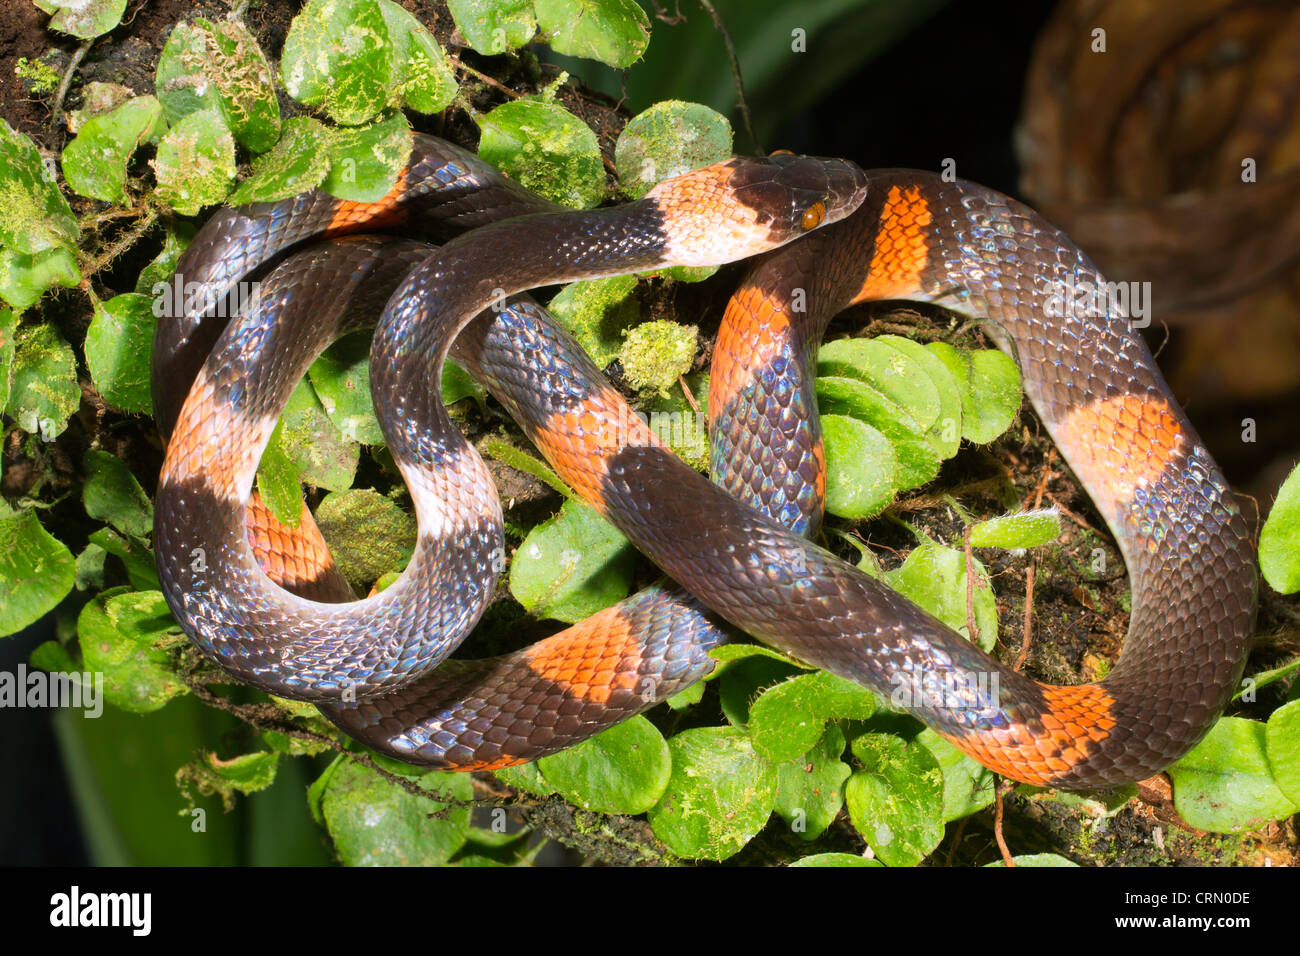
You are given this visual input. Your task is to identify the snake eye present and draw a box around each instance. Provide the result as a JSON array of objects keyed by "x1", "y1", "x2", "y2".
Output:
[{"x1": 801, "y1": 201, "x2": 826, "y2": 231}]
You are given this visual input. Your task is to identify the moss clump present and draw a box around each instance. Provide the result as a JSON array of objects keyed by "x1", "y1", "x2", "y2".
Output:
[
  {"x1": 15, "y1": 57, "x2": 60, "y2": 95},
  {"x1": 619, "y1": 320, "x2": 697, "y2": 396}
]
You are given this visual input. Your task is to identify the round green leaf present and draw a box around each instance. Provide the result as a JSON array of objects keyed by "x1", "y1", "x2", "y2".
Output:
[
  {"x1": 62, "y1": 96, "x2": 165, "y2": 203},
  {"x1": 968, "y1": 509, "x2": 1061, "y2": 550},
  {"x1": 789, "y1": 852, "x2": 881, "y2": 867},
  {"x1": 816, "y1": 376, "x2": 940, "y2": 491},
  {"x1": 0, "y1": 119, "x2": 79, "y2": 259},
  {"x1": 34, "y1": 0, "x2": 127, "y2": 39},
  {"x1": 984, "y1": 853, "x2": 1079, "y2": 867},
  {"x1": 648, "y1": 727, "x2": 776, "y2": 861},
  {"x1": 446, "y1": 0, "x2": 536, "y2": 54},
  {"x1": 278, "y1": 378, "x2": 360, "y2": 491},
  {"x1": 537, "y1": 716, "x2": 670, "y2": 814},
  {"x1": 925, "y1": 341, "x2": 1021, "y2": 444},
  {"x1": 476, "y1": 99, "x2": 604, "y2": 209},
  {"x1": 1260, "y1": 464, "x2": 1300, "y2": 594},
  {"x1": 77, "y1": 588, "x2": 188, "y2": 713},
  {"x1": 82, "y1": 449, "x2": 153, "y2": 538},
  {"x1": 86, "y1": 292, "x2": 156, "y2": 413},
  {"x1": 748, "y1": 670, "x2": 877, "y2": 763},
  {"x1": 884, "y1": 542, "x2": 997, "y2": 652},
  {"x1": 915, "y1": 727, "x2": 996, "y2": 822},
  {"x1": 773, "y1": 725, "x2": 852, "y2": 841},
  {"x1": 535, "y1": 0, "x2": 651, "y2": 69},
  {"x1": 156, "y1": 18, "x2": 280, "y2": 152},
  {"x1": 822, "y1": 413, "x2": 896, "y2": 519},
  {"x1": 548, "y1": 275, "x2": 640, "y2": 366},
  {"x1": 7, "y1": 323, "x2": 79, "y2": 440},
  {"x1": 1169, "y1": 716, "x2": 1300, "y2": 833},
  {"x1": 227, "y1": 116, "x2": 333, "y2": 206},
  {"x1": 615, "y1": 101, "x2": 732, "y2": 199},
  {"x1": 151, "y1": 109, "x2": 236, "y2": 215},
  {"x1": 509, "y1": 500, "x2": 635, "y2": 623},
  {"x1": 281, "y1": 0, "x2": 393, "y2": 126},
  {"x1": 319, "y1": 760, "x2": 472, "y2": 866},
  {"x1": 845, "y1": 733, "x2": 945, "y2": 866},
  {"x1": 1265, "y1": 701, "x2": 1300, "y2": 805},
  {"x1": 0, "y1": 246, "x2": 80, "y2": 311},
  {"x1": 378, "y1": 0, "x2": 458, "y2": 114},
  {"x1": 322, "y1": 113, "x2": 412, "y2": 203},
  {"x1": 0, "y1": 510, "x2": 76, "y2": 637}
]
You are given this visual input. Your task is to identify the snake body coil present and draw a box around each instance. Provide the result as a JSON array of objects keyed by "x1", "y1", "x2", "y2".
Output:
[{"x1": 154, "y1": 135, "x2": 1257, "y2": 790}]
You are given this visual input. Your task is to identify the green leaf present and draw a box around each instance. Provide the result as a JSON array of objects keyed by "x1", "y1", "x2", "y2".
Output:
[
  {"x1": 615, "y1": 100, "x2": 732, "y2": 199},
  {"x1": 227, "y1": 116, "x2": 333, "y2": 205},
  {"x1": 318, "y1": 760, "x2": 473, "y2": 866},
  {"x1": 151, "y1": 109, "x2": 236, "y2": 215},
  {"x1": 984, "y1": 854, "x2": 1079, "y2": 867},
  {"x1": 547, "y1": 275, "x2": 640, "y2": 367},
  {"x1": 925, "y1": 341, "x2": 1021, "y2": 444},
  {"x1": 644, "y1": 373, "x2": 710, "y2": 470},
  {"x1": 377, "y1": 0, "x2": 458, "y2": 114},
  {"x1": 77, "y1": 588, "x2": 188, "y2": 713},
  {"x1": 875, "y1": 334, "x2": 963, "y2": 459},
  {"x1": 821, "y1": 414, "x2": 896, "y2": 519},
  {"x1": 82, "y1": 449, "x2": 153, "y2": 538},
  {"x1": 647, "y1": 727, "x2": 776, "y2": 861},
  {"x1": 845, "y1": 733, "x2": 945, "y2": 866},
  {"x1": 915, "y1": 727, "x2": 996, "y2": 822},
  {"x1": 509, "y1": 499, "x2": 635, "y2": 623},
  {"x1": 492, "y1": 761, "x2": 556, "y2": 797},
  {"x1": 537, "y1": 716, "x2": 670, "y2": 814},
  {"x1": 135, "y1": 221, "x2": 195, "y2": 295},
  {"x1": 884, "y1": 542, "x2": 997, "y2": 653},
  {"x1": 1260, "y1": 464, "x2": 1300, "y2": 594},
  {"x1": 321, "y1": 113, "x2": 412, "y2": 203},
  {"x1": 0, "y1": 510, "x2": 76, "y2": 637},
  {"x1": 0, "y1": 246, "x2": 80, "y2": 311},
  {"x1": 446, "y1": 0, "x2": 536, "y2": 55},
  {"x1": 748, "y1": 670, "x2": 876, "y2": 763},
  {"x1": 7, "y1": 323, "x2": 79, "y2": 440},
  {"x1": 718, "y1": 653, "x2": 804, "y2": 726},
  {"x1": 789, "y1": 852, "x2": 881, "y2": 867},
  {"x1": 476, "y1": 99, "x2": 604, "y2": 209},
  {"x1": 155, "y1": 18, "x2": 281, "y2": 153},
  {"x1": 815, "y1": 376, "x2": 940, "y2": 492},
  {"x1": 1168, "y1": 717, "x2": 1300, "y2": 833},
  {"x1": 88, "y1": 528, "x2": 159, "y2": 592},
  {"x1": 314, "y1": 489, "x2": 416, "y2": 591},
  {"x1": 307, "y1": 330, "x2": 386, "y2": 446},
  {"x1": 34, "y1": 0, "x2": 127, "y2": 39},
  {"x1": 199, "y1": 750, "x2": 280, "y2": 796},
  {"x1": 535, "y1": 0, "x2": 651, "y2": 69},
  {"x1": 968, "y1": 509, "x2": 1061, "y2": 550},
  {"x1": 85, "y1": 293, "x2": 156, "y2": 413},
  {"x1": 773, "y1": 725, "x2": 852, "y2": 841},
  {"x1": 256, "y1": 424, "x2": 303, "y2": 528},
  {"x1": 1265, "y1": 701, "x2": 1300, "y2": 805},
  {"x1": 0, "y1": 307, "x2": 15, "y2": 411},
  {"x1": 278, "y1": 377, "x2": 360, "y2": 491},
  {"x1": 62, "y1": 96, "x2": 166, "y2": 202},
  {"x1": 281, "y1": 0, "x2": 394, "y2": 127},
  {"x1": 0, "y1": 119, "x2": 79, "y2": 254}
]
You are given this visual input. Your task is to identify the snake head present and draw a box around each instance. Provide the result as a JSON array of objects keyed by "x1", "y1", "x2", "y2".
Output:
[{"x1": 644, "y1": 153, "x2": 868, "y2": 267}]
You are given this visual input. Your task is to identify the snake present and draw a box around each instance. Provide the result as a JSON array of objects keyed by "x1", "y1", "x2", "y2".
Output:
[{"x1": 152, "y1": 133, "x2": 1258, "y2": 791}]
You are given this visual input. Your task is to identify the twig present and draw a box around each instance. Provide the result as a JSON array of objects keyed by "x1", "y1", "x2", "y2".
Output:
[
  {"x1": 994, "y1": 780, "x2": 1015, "y2": 866},
  {"x1": 445, "y1": 53, "x2": 524, "y2": 99},
  {"x1": 696, "y1": 0, "x2": 758, "y2": 153},
  {"x1": 49, "y1": 38, "x2": 93, "y2": 140},
  {"x1": 962, "y1": 524, "x2": 981, "y2": 647},
  {"x1": 79, "y1": 208, "x2": 160, "y2": 280}
]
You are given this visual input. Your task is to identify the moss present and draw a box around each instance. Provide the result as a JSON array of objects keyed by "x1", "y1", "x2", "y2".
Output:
[
  {"x1": 619, "y1": 320, "x2": 697, "y2": 396},
  {"x1": 14, "y1": 57, "x2": 61, "y2": 95}
]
